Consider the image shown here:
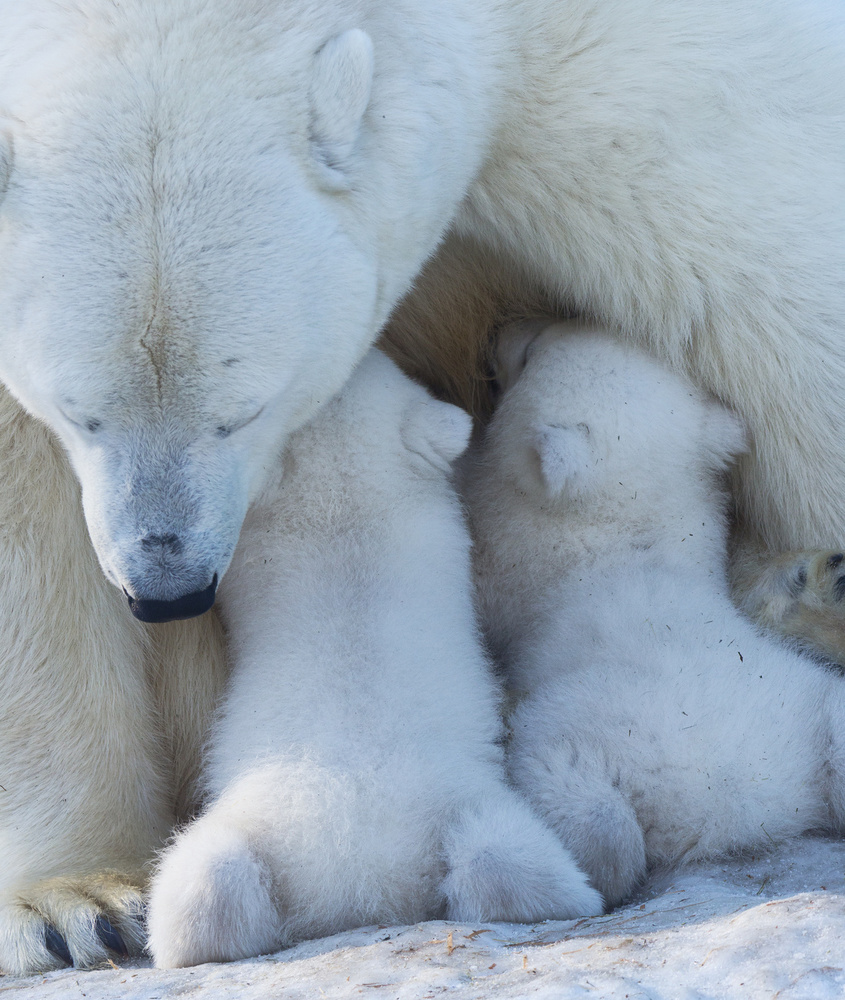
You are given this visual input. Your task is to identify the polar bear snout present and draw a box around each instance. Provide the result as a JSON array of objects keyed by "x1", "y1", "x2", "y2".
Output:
[
  {"x1": 117, "y1": 529, "x2": 229, "y2": 621},
  {"x1": 68, "y1": 431, "x2": 252, "y2": 619},
  {"x1": 125, "y1": 573, "x2": 219, "y2": 623},
  {"x1": 100, "y1": 513, "x2": 235, "y2": 620}
]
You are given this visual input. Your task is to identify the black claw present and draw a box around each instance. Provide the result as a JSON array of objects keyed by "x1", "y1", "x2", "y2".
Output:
[
  {"x1": 44, "y1": 925, "x2": 73, "y2": 966},
  {"x1": 829, "y1": 553, "x2": 845, "y2": 569},
  {"x1": 95, "y1": 914, "x2": 128, "y2": 957},
  {"x1": 787, "y1": 566, "x2": 807, "y2": 598}
]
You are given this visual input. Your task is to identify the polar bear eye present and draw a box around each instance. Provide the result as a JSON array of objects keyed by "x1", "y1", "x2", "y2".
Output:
[
  {"x1": 215, "y1": 406, "x2": 264, "y2": 439},
  {"x1": 59, "y1": 409, "x2": 102, "y2": 434}
]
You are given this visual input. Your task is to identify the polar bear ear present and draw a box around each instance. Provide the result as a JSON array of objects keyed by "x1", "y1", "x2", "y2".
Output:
[
  {"x1": 0, "y1": 130, "x2": 12, "y2": 202},
  {"x1": 309, "y1": 29, "x2": 374, "y2": 190},
  {"x1": 533, "y1": 422, "x2": 595, "y2": 496},
  {"x1": 401, "y1": 399, "x2": 472, "y2": 473}
]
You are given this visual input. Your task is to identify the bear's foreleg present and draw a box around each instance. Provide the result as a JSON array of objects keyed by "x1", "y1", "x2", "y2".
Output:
[{"x1": 0, "y1": 389, "x2": 177, "y2": 974}]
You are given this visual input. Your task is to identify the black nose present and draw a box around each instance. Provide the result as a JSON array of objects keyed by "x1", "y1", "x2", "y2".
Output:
[
  {"x1": 126, "y1": 575, "x2": 218, "y2": 623},
  {"x1": 140, "y1": 532, "x2": 184, "y2": 555}
]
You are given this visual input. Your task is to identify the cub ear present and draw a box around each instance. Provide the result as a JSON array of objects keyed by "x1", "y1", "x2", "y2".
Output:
[
  {"x1": 533, "y1": 422, "x2": 595, "y2": 496},
  {"x1": 309, "y1": 29, "x2": 374, "y2": 190},
  {"x1": 0, "y1": 130, "x2": 12, "y2": 201},
  {"x1": 401, "y1": 399, "x2": 472, "y2": 473},
  {"x1": 494, "y1": 320, "x2": 552, "y2": 393}
]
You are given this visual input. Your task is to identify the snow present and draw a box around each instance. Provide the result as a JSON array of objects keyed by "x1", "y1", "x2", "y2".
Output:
[{"x1": 3, "y1": 834, "x2": 844, "y2": 999}]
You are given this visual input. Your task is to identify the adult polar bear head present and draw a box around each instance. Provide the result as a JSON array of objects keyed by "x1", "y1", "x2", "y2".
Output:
[{"x1": 0, "y1": 1, "x2": 490, "y2": 621}]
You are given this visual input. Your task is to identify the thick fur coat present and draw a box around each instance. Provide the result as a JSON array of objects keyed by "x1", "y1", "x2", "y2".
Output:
[
  {"x1": 0, "y1": 0, "x2": 843, "y2": 972},
  {"x1": 461, "y1": 322, "x2": 845, "y2": 906},
  {"x1": 147, "y1": 349, "x2": 600, "y2": 968}
]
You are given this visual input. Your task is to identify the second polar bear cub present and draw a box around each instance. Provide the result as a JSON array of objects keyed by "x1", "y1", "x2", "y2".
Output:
[
  {"x1": 462, "y1": 321, "x2": 845, "y2": 908},
  {"x1": 148, "y1": 348, "x2": 600, "y2": 968}
]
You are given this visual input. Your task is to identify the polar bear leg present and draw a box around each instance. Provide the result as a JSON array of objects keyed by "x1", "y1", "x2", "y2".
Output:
[
  {"x1": 441, "y1": 790, "x2": 603, "y2": 922},
  {"x1": 507, "y1": 735, "x2": 647, "y2": 910},
  {"x1": 148, "y1": 759, "x2": 439, "y2": 968},
  {"x1": 147, "y1": 819, "x2": 281, "y2": 969},
  {"x1": 0, "y1": 875, "x2": 147, "y2": 974},
  {"x1": 0, "y1": 389, "x2": 175, "y2": 974}
]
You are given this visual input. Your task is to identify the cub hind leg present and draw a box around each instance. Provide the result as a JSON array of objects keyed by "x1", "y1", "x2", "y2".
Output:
[
  {"x1": 441, "y1": 788, "x2": 604, "y2": 921},
  {"x1": 507, "y1": 699, "x2": 647, "y2": 910}
]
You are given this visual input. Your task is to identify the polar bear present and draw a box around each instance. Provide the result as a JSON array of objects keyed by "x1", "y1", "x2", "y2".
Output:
[
  {"x1": 461, "y1": 320, "x2": 845, "y2": 906},
  {"x1": 0, "y1": 0, "x2": 844, "y2": 974},
  {"x1": 145, "y1": 348, "x2": 600, "y2": 968}
]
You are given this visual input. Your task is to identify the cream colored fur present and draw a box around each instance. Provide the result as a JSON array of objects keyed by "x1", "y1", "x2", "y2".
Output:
[
  {"x1": 730, "y1": 545, "x2": 845, "y2": 669},
  {"x1": 0, "y1": 383, "x2": 227, "y2": 973}
]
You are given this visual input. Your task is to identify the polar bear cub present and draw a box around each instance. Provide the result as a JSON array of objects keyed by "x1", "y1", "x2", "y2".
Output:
[
  {"x1": 147, "y1": 348, "x2": 600, "y2": 968},
  {"x1": 462, "y1": 321, "x2": 845, "y2": 908}
]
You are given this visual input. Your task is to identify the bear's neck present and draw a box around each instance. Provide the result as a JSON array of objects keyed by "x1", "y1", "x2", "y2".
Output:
[
  {"x1": 555, "y1": 486, "x2": 731, "y2": 574},
  {"x1": 466, "y1": 472, "x2": 732, "y2": 667}
]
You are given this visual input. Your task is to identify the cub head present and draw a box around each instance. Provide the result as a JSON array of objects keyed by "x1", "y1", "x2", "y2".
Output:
[{"x1": 488, "y1": 320, "x2": 747, "y2": 506}]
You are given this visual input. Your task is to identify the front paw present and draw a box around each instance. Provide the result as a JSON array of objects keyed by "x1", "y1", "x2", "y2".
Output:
[
  {"x1": 0, "y1": 872, "x2": 145, "y2": 975},
  {"x1": 731, "y1": 547, "x2": 845, "y2": 667}
]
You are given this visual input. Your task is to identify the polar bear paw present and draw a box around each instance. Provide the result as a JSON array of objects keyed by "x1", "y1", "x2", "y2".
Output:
[
  {"x1": 0, "y1": 873, "x2": 146, "y2": 975},
  {"x1": 147, "y1": 820, "x2": 282, "y2": 969},
  {"x1": 441, "y1": 795, "x2": 603, "y2": 923},
  {"x1": 731, "y1": 547, "x2": 845, "y2": 667}
]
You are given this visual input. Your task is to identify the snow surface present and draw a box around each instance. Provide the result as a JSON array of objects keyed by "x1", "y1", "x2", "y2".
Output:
[{"x1": 3, "y1": 834, "x2": 845, "y2": 999}]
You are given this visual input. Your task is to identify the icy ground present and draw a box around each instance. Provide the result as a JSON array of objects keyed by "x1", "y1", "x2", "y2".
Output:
[{"x1": 3, "y1": 835, "x2": 845, "y2": 999}]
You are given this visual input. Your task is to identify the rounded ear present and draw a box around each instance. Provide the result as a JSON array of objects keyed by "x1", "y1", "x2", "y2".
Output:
[
  {"x1": 494, "y1": 319, "x2": 552, "y2": 394},
  {"x1": 0, "y1": 130, "x2": 12, "y2": 201},
  {"x1": 533, "y1": 422, "x2": 595, "y2": 496},
  {"x1": 309, "y1": 29, "x2": 374, "y2": 190},
  {"x1": 401, "y1": 398, "x2": 472, "y2": 473}
]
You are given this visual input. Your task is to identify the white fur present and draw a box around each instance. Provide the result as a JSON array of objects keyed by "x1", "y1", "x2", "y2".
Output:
[
  {"x1": 462, "y1": 321, "x2": 845, "y2": 907},
  {"x1": 1, "y1": 0, "x2": 842, "y2": 595},
  {"x1": 310, "y1": 29, "x2": 375, "y2": 189},
  {"x1": 147, "y1": 349, "x2": 600, "y2": 968},
  {"x1": 0, "y1": 0, "x2": 843, "y2": 973}
]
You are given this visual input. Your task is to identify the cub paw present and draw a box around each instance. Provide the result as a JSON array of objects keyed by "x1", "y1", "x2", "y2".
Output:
[
  {"x1": 441, "y1": 794, "x2": 603, "y2": 923},
  {"x1": 0, "y1": 873, "x2": 145, "y2": 975}
]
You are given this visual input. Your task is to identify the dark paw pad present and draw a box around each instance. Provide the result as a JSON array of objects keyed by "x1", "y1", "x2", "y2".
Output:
[{"x1": 787, "y1": 566, "x2": 808, "y2": 598}]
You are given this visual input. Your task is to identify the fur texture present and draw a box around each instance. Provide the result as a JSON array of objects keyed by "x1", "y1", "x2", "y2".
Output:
[
  {"x1": 147, "y1": 349, "x2": 600, "y2": 968},
  {"x1": 461, "y1": 321, "x2": 845, "y2": 906},
  {"x1": 0, "y1": 0, "x2": 843, "y2": 971},
  {"x1": 0, "y1": 384, "x2": 228, "y2": 973}
]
